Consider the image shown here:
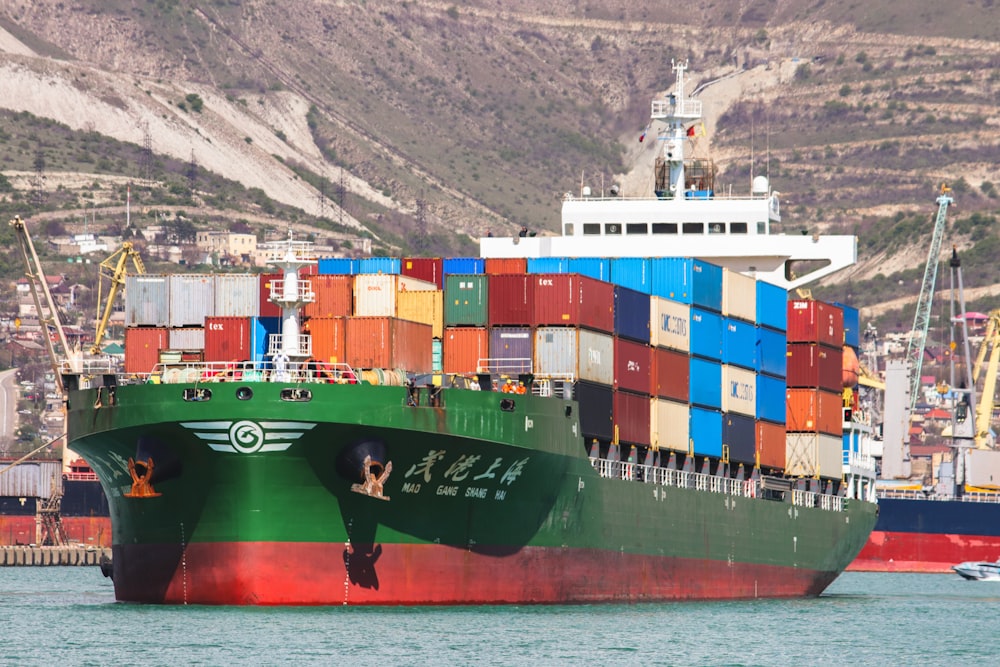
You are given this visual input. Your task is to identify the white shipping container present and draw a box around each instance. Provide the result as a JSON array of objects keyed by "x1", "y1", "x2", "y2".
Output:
[
  {"x1": 966, "y1": 449, "x2": 1000, "y2": 489},
  {"x1": 785, "y1": 432, "x2": 843, "y2": 478},
  {"x1": 125, "y1": 275, "x2": 169, "y2": 326},
  {"x1": 721, "y1": 365, "x2": 757, "y2": 417},
  {"x1": 354, "y1": 274, "x2": 397, "y2": 317},
  {"x1": 169, "y1": 327, "x2": 205, "y2": 350},
  {"x1": 533, "y1": 327, "x2": 614, "y2": 385},
  {"x1": 651, "y1": 398, "x2": 690, "y2": 452},
  {"x1": 214, "y1": 274, "x2": 260, "y2": 317},
  {"x1": 650, "y1": 297, "x2": 690, "y2": 352},
  {"x1": 722, "y1": 268, "x2": 757, "y2": 323},
  {"x1": 169, "y1": 274, "x2": 215, "y2": 327}
]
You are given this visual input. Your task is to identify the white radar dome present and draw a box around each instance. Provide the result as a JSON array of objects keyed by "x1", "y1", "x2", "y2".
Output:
[{"x1": 752, "y1": 176, "x2": 769, "y2": 194}]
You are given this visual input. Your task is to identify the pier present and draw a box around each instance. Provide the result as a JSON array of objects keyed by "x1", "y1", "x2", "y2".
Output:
[{"x1": 0, "y1": 545, "x2": 111, "y2": 566}]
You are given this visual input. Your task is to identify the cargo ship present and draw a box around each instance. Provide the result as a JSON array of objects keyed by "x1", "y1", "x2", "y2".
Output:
[{"x1": 61, "y1": 62, "x2": 878, "y2": 605}]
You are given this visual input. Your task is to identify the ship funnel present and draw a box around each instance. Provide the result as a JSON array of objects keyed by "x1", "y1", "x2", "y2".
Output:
[{"x1": 752, "y1": 175, "x2": 769, "y2": 194}]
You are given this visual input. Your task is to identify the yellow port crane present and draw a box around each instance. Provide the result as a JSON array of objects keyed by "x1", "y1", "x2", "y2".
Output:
[
  {"x1": 91, "y1": 242, "x2": 145, "y2": 355},
  {"x1": 971, "y1": 310, "x2": 1000, "y2": 450}
]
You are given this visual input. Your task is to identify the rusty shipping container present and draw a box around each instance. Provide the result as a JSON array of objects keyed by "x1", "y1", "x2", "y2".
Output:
[
  {"x1": 401, "y1": 257, "x2": 443, "y2": 289},
  {"x1": 614, "y1": 337, "x2": 652, "y2": 395},
  {"x1": 786, "y1": 387, "x2": 843, "y2": 436},
  {"x1": 125, "y1": 327, "x2": 169, "y2": 374},
  {"x1": 785, "y1": 432, "x2": 844, "y2": 479},
  {"x1": 651, "y1": 398, "x2": 689, "y2": 452},
  {"x1": 533, "y1": 274, "x2": 614, "y2": 333},
  {"x1": 397, "y1": 290, "x2": 444, "y2": 339},
  {"x1": 442, "y1": 326, "x2": 489, "y2": 375},
  {"x1": 614, "y1": 390, "x2": 651, "y2": 446},
  {"x1": 786, "y1": 343, "x2": 844, "y2": 392},
  {"x1": 304, "y1": 275, "x2": 353, "y2": 319},
  {"x1": 755, "y1": 420, "x2": 787, "y2": 470},
  {"x1": 534, "y1": 327, "x2": 614, "y2": 386},
  {"x1": 169, "y1": 274, "x2": 215, "y2": 327},
  {"x1": 305, "y1": 316, "x2": 347, "y2": 365},
  {"x1": 485, "y1": 258, "x2": 528, "y2": 275},
  {"x1": 125, "y1": 275, "x2": 169, "y2": 326},
  {"x1": 786, "y1": 299, "x2": 844, "y2": 348},
  {"x1": 204, "y1": 317, "x2": 252, "y2": 362},
  {"x1": 214, "y1": 274, "x2": 260, "y2": 318},
  {"x1": 345, "y1": 317, "x2": 432, "y2": 372}
]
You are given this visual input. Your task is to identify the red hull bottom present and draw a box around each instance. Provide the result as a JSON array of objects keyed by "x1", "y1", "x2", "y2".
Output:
[
  {"x1": 112, "y1": 541, "x2": 841, "y2": 605},
  {"x1": 848, "y1": 530, "x2": 1000, "y2": 573},
  {"x1": 0, "y1": 515, "x2": 112, "y2": 548}
]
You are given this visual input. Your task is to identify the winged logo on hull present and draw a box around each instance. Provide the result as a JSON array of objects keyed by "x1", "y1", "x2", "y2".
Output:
[{"x1": 181, "y1": 420, "x2": 317, "y2": 453}]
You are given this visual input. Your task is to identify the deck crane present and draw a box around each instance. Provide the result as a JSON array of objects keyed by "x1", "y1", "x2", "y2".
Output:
[
  {"x1": 970, "y1": 310, "x2": 1000, "y2": 450},
  {"x1": 903, "y1": 184, "x2": 954, "y2": 410},
  {"x1": 91, "y1": 242, "x2": 145, "y2": 355}
]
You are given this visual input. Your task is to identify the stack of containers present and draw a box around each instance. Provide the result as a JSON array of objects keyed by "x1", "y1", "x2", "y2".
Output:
[
  {"x1": 755, "y1": 281, "x2": 789, "y2": 470},
  {"x1": 835, "y1": 301, "x2": 862, "y2": 463},
  {"x1": 720, "y1": 268, "x2": 759, "y2": 467},
  {"x1": 611, "y1": 283, "x2": 652, "y2": 450},
  {"x1": 785, "y1": 299, "x2": 845, "y2": 479},
  {"x1": 443, "y1": 258, "x2": 489, "y2": 374},
  {"x1": 300, "y1": 274, "x2": 352, "y2": 365},
  {"x1": 488, "y1": 269, "x2": 535, "y2": 377}
]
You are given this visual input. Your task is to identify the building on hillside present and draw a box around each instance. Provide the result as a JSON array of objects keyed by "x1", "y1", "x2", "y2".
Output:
[{"x1": 196, "y1": 231, "x2": 257, "y2": 265}]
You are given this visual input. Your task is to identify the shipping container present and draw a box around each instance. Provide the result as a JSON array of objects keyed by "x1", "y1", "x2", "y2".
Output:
[
  {"x1": 966, "y1": 450, "x2": 1000, "y2": 489},
  {"x1": 204, "y1": 317, "x2": 252, "y2": 362},
  {"x1": 722, "y1": 268, "x2": 756, "y2": 322},
  {"x1": 304, "y1": 316, "x2": 347, "y2": 365},
  {"x1": 649, "y1": 258, "x2": 723, "y2": 311},
  {"x1": 526, "y1": 257, "x2": 570, "y2": 274},
  {"x1": 834, "y1": 301, "x2": 861, "y2": 350},
  {"x1": 689, "y1": 356, "x2": 721, "y2": 409},
  {"x1": 397, "y1": 290, "x2": 444, "y2": 338},
  {"x1": 169, "y1": 274, "x2": 215, "y2": 327},
  {"x1": 432, "y1": 338, "x2": 442, "y2": 372},
  {"x1": 785, "y1": 432, "x2": 843, "y2": 479},
  {"x1": 650, "y1": 296, "x2": 690, "y2": 352},
  {"x1": 689, "y1": 308, "x2": 723, "y2": 360},
  {"x1": 786, "y1": 343, "x2": 843, "y2": 392},
  {"x1": 124, "y1": 327, "x2": 169, "y2": 374},
  {"x1": 786, "y1": 387, "x2": 843, "y2": 435},
  {"x1": 722, "y1": 318, "x2": 757, "y2": 370},
  {"x1": 251, "y1": 317, "x2": 281, "y2": 362},
  {"x1": 611, "y1": 257, "x2": 651, "y2": 294},
  {"x1": 401, "y1": 257, "x2": 443, "y2": 289},
  {"x1": 691, "y1": 259, "x2": 723, "y2": 313},
  {"x1": 534, "y1": 327, "x2": 614, "y2": 385},
  {"x1": 304, "y1": 275, "x2": 353, "y2": 319},
  {"x1": 756, "y1": 420, "x2": 787, "y2": 470},
  {"x1": 358, "y1": 257, "x2": 401, "y2": 275},
  {"x1": 354, "y1": 274, "x2": 398, "y2": 317},
  {"x1": 485, "y1": 258, "x2": 527, "y2": 275},
  {"x1": 756, "y1": 280, "x2": 787, "y2": 332},
  {"x1": 489, "y1": 327, "x2": 533, "y2": 374},
  {"x1": 259, "y1": 273, "x2": 282, "y2": 318},
  {"x1": 756, "y1": 327, "x2": 787, "y2": 378},
  {"x1": 651, "y1": 398, "x2": 689, "y2": 452},
  {"x1": 345, "y1": 317, "x2": 432, "y2": 372},
  {"x1": 488, "y1": 274, "x2": 535, "y2": 326},
  {"x1": 652, "y1": 346, "x2": 689, "y2": 402},
  {"x1": 169, "y1": 327, "x2": 205, "y2": 351},
  {"x1": 0, "y1": 460, "x2": 58, "y2": 498},
  {"x1": 689, "y1": 406, "x2": 723, "y2": 457},
  {"x1": 443, "y1": 257, "x2": 485, "y2": 275},
  {"x1": 442, "y1": 327, "x2": 489, "y2": 375},
  {"x1": 614, "y1": 390, "x2": 651, "y2": 446},
  {"x1": 125, "y1": 275, "x2": 169, "y2": 326},
  {"x1": 722, "y1": 365, "x2": 756, "y2": 417},
  {"x1": 575, "y1": 381, "x2": 614, "y2": 442},
  {"x1": 444, "y1": 274, "x2": 489, "y2": 326},
  {"x1": 567, "y1": 257, "x2": 611, "y2": 282},
  {"x1": 757, "y1": 374, "x2": 787, "y2": 424},
  {"x1": 533, "y1": 274, "x2": 614, "y2": 333},
  {"x1": 787, "y1": 299, "x2": 844, "y2": 348},
  {"x1": 614, "y1": 337, "x2": 652, "y2": 395},
  {"x1": 723, "y1": 413, "x2": 757, "y2": 465},
  {"x1": 613, "y1": 285, "x2": 650, "y2": 342},
  {"x1": 317, "y1": 258, "x2": 357, "y2": 275},
  {"x1": 214, "y1": 274, "x2": 260, "y2": 318}
]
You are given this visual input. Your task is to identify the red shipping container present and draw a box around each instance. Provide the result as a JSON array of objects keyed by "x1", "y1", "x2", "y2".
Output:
[
  {"x1": 786, "y1": 343, "x2": 843, "y2": 391},
  {"x1": 345, "y1": 317, "x2": 432, "y2": 372},
  {"x1": 614, "y1": 390, "x2": 652, "y2": 446},
  {"x1": 786, "y1": 387, "x2": 843, "y2": 435},
  {"x1": 442, "y1": 327, "x2": 489, "y2": 375},
  {"x1": 533, "y1": 274, "x2": 615, "y2": 333},
  {"x1": 755, "y1": 420, "x2": 787, "y2": 470},
  {"x1": 305, "y1": 316, "x2": 347, "y2": 364},
  {"x1": 204, "y1": 316, "x2": 252, "y2": 362},
  {"x1": 488, "y1": 274, "x2": 535, "y2": 326},
  {"x1": 259, "y1": 273, "x2": 282, "y2": 318},
  {"x1": 124, "y1": 327, "x2": 169, "y2": 374},
  {"x1": 401, "y1": 258, "x2": 443, "y2": 289},
  {"x1": 485, "y1": 258, "x2": 527, "y2": 275},
  {"x1": 614, "y1": 337, "x2": 652, "y2": 395},
  {"x1": 304, "y1": 275, "x2": 353, "y2": 319},
  {"x1": 653, "y1": 346, "x2": 689, "y2": 402},
  {"x1": 786, "y1": 300, "x2": 844, "y2": 348}
]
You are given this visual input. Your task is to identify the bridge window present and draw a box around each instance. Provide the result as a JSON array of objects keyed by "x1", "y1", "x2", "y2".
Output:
[
  {"x1": 626, "y1": 223, "x2": 648, "y2": 235},
  {"x1": 651, "y1": 223, "x2": 677, "y2": 234},
  {"x1": 563, "y1": 223, "x2": 575, "y2": 236},
  {"x1": 730, "y1": 222, "x2": 748, "y2": 234},
  {"x1": 604, "y1": 223, "x2": 622, "y2": 235},
  {"x1": 583, "y1": 223, "x2": 601, "y2": 235},
  {"x1": 682, "y1": 222, "x2": 704, "y2": 234},
  {"x1": 708, "y1": 223, "x2": 725, "y2": 234}
]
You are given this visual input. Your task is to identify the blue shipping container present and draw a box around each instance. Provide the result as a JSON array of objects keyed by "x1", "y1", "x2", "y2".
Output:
[
  {"x1": 650, "y1": 258, "x2": 692, "y2": 304},
  {"x1": 834, "y1": 301, "x2": 861, "y2": 349},
  {"x1": 443, "y1": 257, "x2": 485, "y2": 275},
  {"x1": 690, "y1": 407, "x2": 723, "y2": 457},
  {"x1": 568, "y1": 257, "x2": 611, "y2": 282},
  {"x1": 689, "y1": 308, "x2": 723, "y2": 361},
  {"x1": 689, "y1": 357, "x2": 722, "y2": 409},
  {"x1": 526, "y1": 257, "x2": 570, "y2": 274},
  {"x1": 317, "y1": 258, "x2": 356, "y2": 275},
  {"x1": 357, "y1": 257, "x2": 401, "y2": 275},
  {"x1": 756, "y1": 326, "x2": 787, "y2": 378},
  {"x1": 251, "y1": 317, "x2": 281, "y2": 362},
  {"x1": 613, "y1": 285, "x2": 650, "y2": 343},
  {"x1": 722, "y1": 318, "x2": 757, "y2": 370},
  {"x1": 691, "y1": 259, "x2": 723, "y2": 313},
  {"x1": 756, "y1": 280, "x2": 787, "y2": 331},
  {"x1": 756, "y1": 373, "x2": 787, "y2": 424},
  {"x1": 723, "y1": 412, "x2": 757, "y2": 465},
  {"x1": 611, "y1": 258, "x2": 652, "y2": 294}
]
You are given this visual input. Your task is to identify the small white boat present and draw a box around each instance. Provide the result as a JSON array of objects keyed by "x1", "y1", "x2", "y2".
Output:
[{"x1": 952, "y1": 560, "x2": 1000, "y2": 580}]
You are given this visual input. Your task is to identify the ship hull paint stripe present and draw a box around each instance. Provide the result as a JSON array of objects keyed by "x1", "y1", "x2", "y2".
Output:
[
  {"x1": 849, "y1": 530, "x2": 1000, "y2": 573},
  {"x1": 112, "y1": 541, "x2": 841, "y2": 605},
  {"x1": 873, "y1": 497, "x2": 1000, "y2": 536}
]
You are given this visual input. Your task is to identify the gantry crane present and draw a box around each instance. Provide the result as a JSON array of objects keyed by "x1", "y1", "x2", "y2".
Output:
[{"x1": 91, "y1": 242, "x2": 145, "y2": 355}]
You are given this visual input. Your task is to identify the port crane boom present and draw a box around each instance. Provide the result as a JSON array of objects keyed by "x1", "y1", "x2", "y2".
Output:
[{"x1": 92, "y1": 242, "x2": 145, "y2": 355}]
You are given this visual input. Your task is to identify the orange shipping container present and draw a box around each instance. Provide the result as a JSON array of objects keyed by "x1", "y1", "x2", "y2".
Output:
[
  {"x1": 755, "y1": 420, "x2": 787, "y2": 470},
  {"x1": 124, "y1": 327, "x2": 169, "y2": 374},
  {"x1": 785, "y1": 387, "x2": 843, "y2": 436},
  {"x1": 396, "y1": 290, "x2": 444, "y2": 339},
  {"x1": 485, "y1": 258, "x2": 527, "y2": 275},
  {"x1": 304, "y1": 275, "x2": 353, "y2": 319},
  {"x1": 305, "y1": 316, "x2": 347, "y2": 364},
  {"x1": 443, "y1": 326, "x2": 489, "y2": 375},
  {"x1": 345, "y1": 317, "x2": 432, "y2": 372}
]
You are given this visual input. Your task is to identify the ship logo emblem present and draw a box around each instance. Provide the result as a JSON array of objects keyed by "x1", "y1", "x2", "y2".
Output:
[{"x1": 181, "y1": 420, "x2": 317, "y2": 454}]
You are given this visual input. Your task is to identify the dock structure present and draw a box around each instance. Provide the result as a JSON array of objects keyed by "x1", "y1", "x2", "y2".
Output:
[{"x1": 0, "y1": 545, "x2": 111, "y2": 566}]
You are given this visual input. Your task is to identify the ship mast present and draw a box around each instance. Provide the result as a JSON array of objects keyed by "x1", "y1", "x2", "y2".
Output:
[
  {"x1": 263, "y1": 230, "x2": 316, "y2": 362},
  {"x1": 650, "y1": 60, "x2": 703, "y2": 199}
]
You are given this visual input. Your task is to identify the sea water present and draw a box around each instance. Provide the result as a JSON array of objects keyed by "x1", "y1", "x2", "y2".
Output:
[{"x1": 1, "y1": 569, "x2": 998, "y2": 666}]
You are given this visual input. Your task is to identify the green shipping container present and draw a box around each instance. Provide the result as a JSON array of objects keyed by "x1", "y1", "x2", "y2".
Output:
[{"x1": 444, "y1": 274, "x2": 489, "y2": 326}]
